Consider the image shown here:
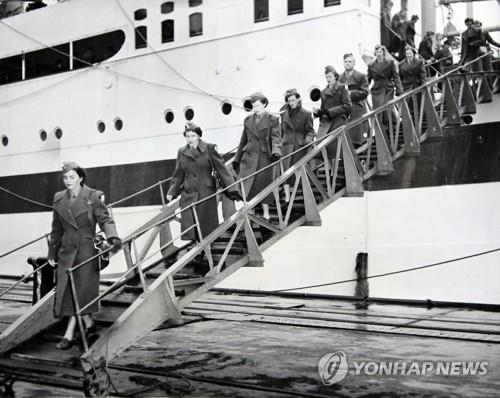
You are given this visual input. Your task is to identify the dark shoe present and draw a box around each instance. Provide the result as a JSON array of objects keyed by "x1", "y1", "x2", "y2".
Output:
[
  {"x1": 56, "y1": 338, "x2": 74, "y2": 350},
  {"x1": 84, "y1": 323, "x2": 97, "y2": 334}
]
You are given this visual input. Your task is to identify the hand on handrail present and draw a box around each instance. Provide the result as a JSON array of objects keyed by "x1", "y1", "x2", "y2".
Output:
[
  {"x1": 108, "y1": 237, "x2": 122, "y2": 250},
  {"x1": 48, "y1": 258, "x2": 57, "y2": 268}
]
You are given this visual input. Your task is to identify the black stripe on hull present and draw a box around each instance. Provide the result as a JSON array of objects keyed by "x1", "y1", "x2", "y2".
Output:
[
  {"x1": 365, "y1": 122, "x2": 500, "y2": 191},
  {"x1": 1, "y1": 122, "x2": 499, "y2": 214},
  {"x1": 0, "y1": 158, "x2": 177, "y2": 214}
]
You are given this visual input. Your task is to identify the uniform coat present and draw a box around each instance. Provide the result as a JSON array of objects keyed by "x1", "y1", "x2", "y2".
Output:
[
  {"x1": 460, "y1": 28, "x2": 482, "y2": 69},
  {"x1": 167, "y1": 140, "x2": 236, "y2": 241},
  {"x1": 280, "y1": 102, "x2": 315, "y2": 170},
  {"x1": 339, "y1": 69, "x2": 369, "y2": 146},
  {"x1": 367, "y1": 59, "x2": 404, "y2": 110},
  {"x1": 233, "y1": 112, "x2": 282, "y2": 203},
  {"x1": 418, "y1": 36, "x2": 434, "y2": 61},
  {"x1": 314, "y1": 82, "x2": 352, "y2": 158},
  {"x1": 48, "y1": 185, "x2": 118, "y2": 317},
  {"x1": 399, "y1": 57, "x2": 426, "y2": 92}
]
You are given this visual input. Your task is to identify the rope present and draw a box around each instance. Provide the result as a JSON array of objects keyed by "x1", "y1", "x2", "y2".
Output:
[
  {"x1": 274, "y1": 247, "x2": 500, "y2": 292},
  {"x1": 0, "y1": 233, "x2": 49, "y2": 259},
  {"x1": 0, "y1": 185, "x2": 53, "y2": 209}
]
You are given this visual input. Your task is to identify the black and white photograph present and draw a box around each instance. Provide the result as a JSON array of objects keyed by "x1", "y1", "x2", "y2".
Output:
[{"x1": 0, "y1": 0, "x2": 500, "y2": 396}]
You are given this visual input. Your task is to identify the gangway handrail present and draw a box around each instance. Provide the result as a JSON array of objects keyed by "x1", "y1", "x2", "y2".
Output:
[
  {"x1": 65, "y1": 52, "x2": 494, "y2": 277},
  {"x1": 65, "y1": 53, "x2": 493, "y2": 298}
]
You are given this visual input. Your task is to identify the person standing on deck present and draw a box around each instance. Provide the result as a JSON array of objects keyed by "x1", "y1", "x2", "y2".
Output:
[{"x1": 339, "y1": 53, "x2": 369, "y2": 148}]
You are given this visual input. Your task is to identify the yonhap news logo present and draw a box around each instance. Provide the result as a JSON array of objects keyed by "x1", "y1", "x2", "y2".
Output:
[
  {"x1": 318, "y1": 352, "x2": 488, "y2": 386},
  {"x1": 317, "y1": 351, "x2": 349, "y2": 385}
]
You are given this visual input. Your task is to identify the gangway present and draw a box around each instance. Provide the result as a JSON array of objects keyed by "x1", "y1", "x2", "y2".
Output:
[{"x1": 0, "y1": 54, "x2": 497, "y2": 396}]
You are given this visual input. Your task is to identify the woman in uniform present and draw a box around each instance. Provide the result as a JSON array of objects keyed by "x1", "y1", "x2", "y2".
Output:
[
  {"x1": 167, "y1": 122, "x2": 240, "y2": 241},
  {"x1": 48, "y1": 162, "x2": 121, "y2": 349},
  {"x1": 280, "y1": 88, "x2": 315, "y2": 201},
  {"x1": 313, "y1": 65, "x2": 352, "y2": 163},
  {"x1": 232, "y1": 92, "x2": 282, "y2": 220},
  {"x1": 367, "y1": 45, "x2": 403, "y2": 128}
]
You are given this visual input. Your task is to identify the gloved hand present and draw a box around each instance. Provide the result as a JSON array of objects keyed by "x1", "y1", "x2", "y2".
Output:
[
  {"x1": 107, "y1": 237, "x2": 122, "y2": 250},
  {"x1": 271, "y1": 153, "x2": 281, "y2": 162},
  {"x1": 232, "y1": 161, "x2": 240, "y2": 175},
  {"x1": 227, "y1": 190, "x2": 243, "y2": 202},
  {"x1": 48, "y1": 258, "x2": 57, "y2": 268}
]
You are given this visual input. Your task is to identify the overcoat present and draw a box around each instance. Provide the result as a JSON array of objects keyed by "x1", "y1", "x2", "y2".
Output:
[
  {"x1": 48, "y1": 185, "x2": 118, "y2": 317},
  {"x1": 315, "y1": 82, "x2": 352, "y2": 158},
  {"x1": 167, "y1": 140, "x2": 236, "y2": 241},
  {"x1": 339, "y1": 70, "x2": 369, "y2": 146},
  {"x1": 233, "y1": 112, "x2": 282, "y2": 204},
  {"x1": 399, "y1": 58, "x2": 426, "y2": 92},
  {"x1": 280, "y1": 102, "x2": 315, "y2": 170},
  {"x1": 367, "y1": 59, "x2": 403, "y2": 110}
]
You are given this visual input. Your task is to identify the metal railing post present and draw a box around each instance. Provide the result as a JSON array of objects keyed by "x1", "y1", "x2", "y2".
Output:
[
  {"x1": 67, "y1": 270, "x2": 89, "y2": 352},
  {"x1": 131, "y1": 239, "x2": 148, "y2": 293}
]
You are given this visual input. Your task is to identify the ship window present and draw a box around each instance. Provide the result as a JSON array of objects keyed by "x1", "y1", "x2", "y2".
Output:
[
  {"x1": 40, "y1": 130, "x2": 47, "y2": 141},
  {"x1": 189, "y1": 0, "x2": 202, "y2": 6},
  {"x1": 288, "y1": 0, "x2": 303, "y2": 15},
  {"x1": 25, "y1": 44, "x2": 70, "y2": 79},
  {"x1": 1, "y1": 135, "x2": 8, "y2": 147},
  {"x1": 221, "y1": 101, "x2": 232, "y2": 115},
  {"x1": 189, "y1": 13, "x2": 203, "y2": 37},
  {"x1": 324, "y1": 0, "x2": 341, "y2": 6},
  {"x1": 162, "y1": 20, "x2": 175, "y2": 43},
  {"x1": 114, "y1": 117, "x2": 123, "y2": 131},
  {"x1": 97, "y1": 121, "x2": 106, "y2": 133},
  {"x1": 254, "y1": 0, "x2": 269, "y2": 22},
  {"x1": 184, "y1": 107, "x2": 195, "y2": 121},
  {"x1": 54, "y1": 128, "x2": 63, "y2": 139},
  {"x1": 165, "y1": 110, "x2": 175, "y2": 124},
  {"x1": 161, "y1": 2, "x2": 174, "y2": 14},
  {"x1": 243, "y1": 98, "x2": 252, "y2": 111},
  {"x1": 135, "y1": 26, "x2": 148, "y2": 49},
  {"x1": 0, "y1": 55, "x2": 22, "y2": 86},
  {"x1": 309, "y1": 87, "x2": 321, "y2": 102},
  {"x1": 134, "y1": 8, "x2": 147, "y2": 21},
  {"x1": 73, "y1": 30, "x2": 125, "y2": 69}
]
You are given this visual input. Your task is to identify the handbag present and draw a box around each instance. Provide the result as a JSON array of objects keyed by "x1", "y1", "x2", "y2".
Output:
[
  {"x1": 207, "y1": 148, "x2": 226, "y2": 192},
  {"x1": 93, "y1": 233, "x2": 111, "y2": 270}
]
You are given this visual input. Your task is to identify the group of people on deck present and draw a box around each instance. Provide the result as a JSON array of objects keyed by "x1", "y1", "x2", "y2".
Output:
[{"x1": 47, "y1": 14, "x2": 500, "y2": 349}]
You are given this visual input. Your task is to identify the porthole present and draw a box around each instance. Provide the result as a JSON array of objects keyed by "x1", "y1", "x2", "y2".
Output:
[
  {"x1": 309, "y1": 87, "x2": 321, "y2": 102},
  {"x1": 184, "y1": 107, "x2": 194, "y2": 121},
  {"x1": 97, "y1": 120, "x2": 106, "y2": 133},
  {"x1": 161, "y1": 2, "x2": 174, "y2": 14},
  {"x1": 221, "y1": 101, "x2": 232, "y2": 115},
  {"x1": 114, "y1": 117, "x2": 123, "y2": 131},
  {"x1": 243, "y1": 97, "x2": 252, "y2": 112},
  {"x1": 39, "y1": 129, "x2": 47, "y2": 141},
  {"x1": 54, "y1": 127, "x2": 63, "y2": 139},
  {"x1": 134, "y1": 8, "x2": 147, "y2": 20},
  {"x1": 165, "y1": 110, "x2": 174, "y2": 124},
  {"x1": 1, "y1": 135, "x2": 8, "y2": 147}
]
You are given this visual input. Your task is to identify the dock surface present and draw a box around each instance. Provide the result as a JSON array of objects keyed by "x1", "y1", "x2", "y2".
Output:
[{"x1": 1, "y1": 278, "x2": 500, "y2": 397}]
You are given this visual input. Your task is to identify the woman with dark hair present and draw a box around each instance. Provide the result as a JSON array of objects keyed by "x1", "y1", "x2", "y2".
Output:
[
  {"x1": 313, "y1": 65, "x2": 352, "y2": 161},
  {"x1": 280, "y1": 88, "x2": 315, "y2": 201},
  {"x1": 48, "y1": 162, "x2": 121, "y2": 349},
  {"x1": 399, "y1": 46, "x2": 426, "y2": 92},
  {"x1": 167, "y1": 122, "x2": 240, "y2": 241},
  {"x1": 233, "y1": 92, "x2": 282, "y2": 220},
  {"x1": 367, "y1": 45, "x2": 403, "y2": 127}
]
